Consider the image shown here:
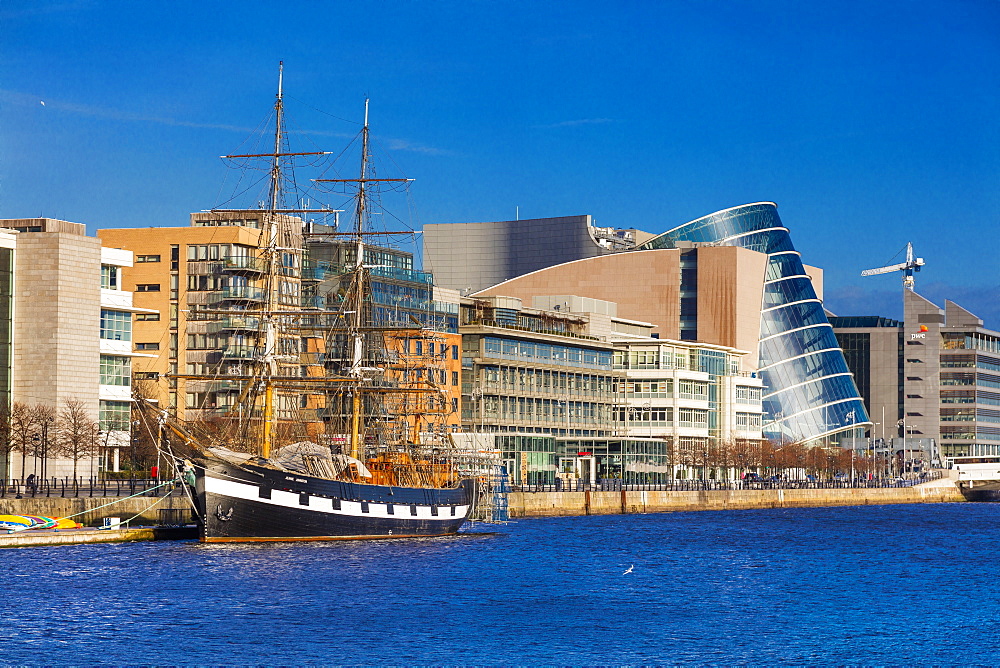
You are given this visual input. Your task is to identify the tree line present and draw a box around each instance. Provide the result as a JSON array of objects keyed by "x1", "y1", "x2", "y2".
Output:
[
  {"x1": 668, "y1": 438, "x2": 879, "y2": 479},
  {"x1": 0, "y1": 400, "x2": 152, "y2": 481}
]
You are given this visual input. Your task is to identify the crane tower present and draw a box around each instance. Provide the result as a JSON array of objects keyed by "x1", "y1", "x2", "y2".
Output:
[{"x1": 860, "y1": 242, "x2": 925, "y2": 290}]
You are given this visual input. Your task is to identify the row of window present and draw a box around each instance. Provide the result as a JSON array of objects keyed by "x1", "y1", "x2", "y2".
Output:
[
  {"x1": 475, "y1": 365, "x2": 616, "y2": 397},
  {"x1": 481, "y1": 337, "x2": 613, "y2": 371},
  {"x1": 401, "y1": 368, "x2": 460, "y2": 386},
  {"x1": 403, "y1": 339, "x2": 459, "y2": 359},
  {"x1": 612, "y1": 348, "x2": 739, "y2": 375},
  {"x1": 187, "y1": 244, "x2": 256, "y2": 262},
  {"x1": 468, "y1": 396, "x2": 614, "y2": 425}
]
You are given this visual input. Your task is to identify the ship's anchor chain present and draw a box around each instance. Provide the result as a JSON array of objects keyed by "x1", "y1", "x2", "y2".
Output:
[{"x1": 216, "y1": 505, "x2": 234, "y2": 522}]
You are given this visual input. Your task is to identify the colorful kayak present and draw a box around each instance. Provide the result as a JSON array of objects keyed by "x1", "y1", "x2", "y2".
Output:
[{"x1": 0, "y1": 515, "x2": 82, "y2": 529}]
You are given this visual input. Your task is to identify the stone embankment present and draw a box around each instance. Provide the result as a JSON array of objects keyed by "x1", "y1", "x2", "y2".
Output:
[
  {"x1": 509, "y1": 478, "x2": 965, "y2": 517},
  {"x1": 0, "y1": 495, "x2": 194, "y2": 527}
]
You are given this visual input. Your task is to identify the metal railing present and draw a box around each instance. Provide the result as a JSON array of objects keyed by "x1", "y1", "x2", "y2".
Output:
[
  {"x1": 0, "y1": 477, "x2": 187, "y2": 499},
  {"x1": 516, "y1": 470, "x2": 943, "y2": 493}
]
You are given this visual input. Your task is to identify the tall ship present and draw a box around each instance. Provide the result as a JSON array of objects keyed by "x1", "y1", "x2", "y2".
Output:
[{"x1": 148, "y1": 65, "x2": 496, "y2": 542}]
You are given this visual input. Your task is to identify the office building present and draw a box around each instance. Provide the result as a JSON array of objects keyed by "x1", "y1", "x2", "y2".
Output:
[
  {"x1": 0, "y1": 218, "x2": 151, "y2": 478},
  {"x1": 833, "y1": 290, "x2": 1000, "y2": 461},
  {"x1": 424, "y1": 215, "x2": 650, "y2": 295},
  {"x1": 458, "y1": 294, "x2": 762, "y2": 484},
  {"x1": 428, "y1": 202, "x2": 867, "y2": 448}
]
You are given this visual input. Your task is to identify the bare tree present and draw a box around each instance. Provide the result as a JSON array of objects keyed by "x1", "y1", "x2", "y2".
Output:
[
  {"x1": 10, "y1": 402, "x2": 35, "y2": 481},
  {"x1": 0, "y1": 404, "x2": 12, "y2": 481},
  {"x1": 32, "y1": 404, "x2": 57, "y2": 481},
  {"x1": 57, "y1": 399, "x2": 99, "y2": 480}
]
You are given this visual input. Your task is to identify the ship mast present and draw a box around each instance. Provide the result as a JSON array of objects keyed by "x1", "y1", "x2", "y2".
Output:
[
  {"x1": 260, "y1": 61, "x2": 286, "y2": 458},
  {"x1": 346, "y1": 100, "x2": 370, "y2": 461},
  {"x1": 314, "y1": 101, "x2": 413, "y2": 461}
]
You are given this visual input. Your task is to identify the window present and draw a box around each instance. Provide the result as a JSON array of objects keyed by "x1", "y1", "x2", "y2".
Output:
[
  {"x1": 136, "y1": 255, "x2": 161, "y2": 263},
  {"x1": 452, "y1": 345, "x2": 459, "y2": 360},
  {"x1": 100, "y1": 310, "x2": 132, "y2": 341},
  {"x1": 135, "y1": 313, "x2": 160, "y2": 321},
  {"x1": 134, "y1": 372, "x2": 159, "y2": 380},
  {"x1": 452, "y1": 371, "x2": 459, "y2": 386},
  {"x1": 187, "y1": 275, "x2": 227, "y2": 291},
  {"x1": 135, "y1": 284, "x2": 160, "y2": 292},
  {"x1": 101, "y1": 265, "x2": 120, "y2": 290},
  {"x1": 678, "y1": 408, "x2": 709, "y2": 427},
  {"x1": 99, "y1": 400, "x2": 131, "y2": 431},
  {"x1": 100, "y1": 355, "x2": 131, "y2": 386},
  {"x1": 135, "y1": 342, "x2": 159, "y2": 350},
  {"x1": 678, "y1": 380, "x2": 709, "y2": 400}
]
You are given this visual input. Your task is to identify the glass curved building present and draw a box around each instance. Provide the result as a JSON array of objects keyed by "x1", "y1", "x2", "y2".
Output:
[{"x1": 639, "y1": 202, "x2": 871, "y2": 446}]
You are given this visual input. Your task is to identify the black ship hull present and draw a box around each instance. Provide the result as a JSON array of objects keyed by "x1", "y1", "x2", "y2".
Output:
[
  {"x1": 958, "y1": 481, "x2": 1000, "y2": 502},
  {"x1": 193, "y1": 459, "x2": 476, "y2": 542}
]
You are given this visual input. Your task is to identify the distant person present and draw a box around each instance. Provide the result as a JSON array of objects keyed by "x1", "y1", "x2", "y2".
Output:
[{"x1": 26, "y1": 473, "x2": 37, "y2": 495}]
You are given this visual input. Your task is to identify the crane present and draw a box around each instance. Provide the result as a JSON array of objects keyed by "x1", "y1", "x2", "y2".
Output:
[{"x1": 861, "y1": 242, "x2": 925, "y2": 290}]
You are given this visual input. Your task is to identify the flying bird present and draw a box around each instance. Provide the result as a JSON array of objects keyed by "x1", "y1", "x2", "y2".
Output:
[
  {"x1": 623, "y1": 564, "x2": 634, "y2": 575},
  {"x1": 39, "y1": 101, "x2": 45, "y2": 106}
]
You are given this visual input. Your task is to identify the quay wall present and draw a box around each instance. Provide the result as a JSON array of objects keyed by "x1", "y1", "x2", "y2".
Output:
[
  {"x1": 510, "y1": 481, "x2": 965, "y2": 517},
  {"x1": 0, "y1": 496, "x2": 195, "y2": 526},
  {"x1": 1, "y1": 482, "x2": 967, "y2": 526}
]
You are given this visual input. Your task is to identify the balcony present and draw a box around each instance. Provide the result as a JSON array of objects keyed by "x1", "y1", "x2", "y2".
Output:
[
  {"x1": 222, "y1": 345, "x2": 260, "y2": 360},
  {"x1": 302, "y1": 295, "x2": 327, "y2": 309},
  {"x1": 218, "y1": 287, "x2": 266, "y2": 303},
  {"x1": 209, "y1": 315, "x2": 262, "y2": 333},
  {"x1": 221, "y1": 256, "x2": 265, "y2": 276}
]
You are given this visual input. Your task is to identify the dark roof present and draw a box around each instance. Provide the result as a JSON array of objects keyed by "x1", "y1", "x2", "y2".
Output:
[{"x1": 828, "y1": 316, "x2": 903, "y2": 329}]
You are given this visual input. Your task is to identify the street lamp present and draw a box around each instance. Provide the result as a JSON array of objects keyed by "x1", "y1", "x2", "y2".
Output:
[
  {"x1": 31, "y1": 434, "x2": 40, "y2": 480},
  {"x1": 872, "y1": 422, "x2": 879, "y2": 480},
  {"x1": 845, "y1": 410, "x2": 856, "y2": 483},
  {"x1": 897, "y1": 418, "x2": 905, "y2": 477}
]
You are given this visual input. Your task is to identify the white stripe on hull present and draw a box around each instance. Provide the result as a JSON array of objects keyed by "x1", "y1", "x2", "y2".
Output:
[{"x1": 205, "y1": 474, "x2": 471, "y2": 521}]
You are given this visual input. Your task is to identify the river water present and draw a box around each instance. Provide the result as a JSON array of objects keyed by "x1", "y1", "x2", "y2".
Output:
[{"x1": 4, "y1": 503, "x2": 998, "y2": 665}]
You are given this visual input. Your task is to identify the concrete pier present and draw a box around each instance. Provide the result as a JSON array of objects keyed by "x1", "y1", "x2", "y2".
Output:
[
  {"x1": 509, "y1": 478, "x2": 965, "y2": 517},
  {"x1": 0, "y1": 525, "x2": 198, "y2": 549}
]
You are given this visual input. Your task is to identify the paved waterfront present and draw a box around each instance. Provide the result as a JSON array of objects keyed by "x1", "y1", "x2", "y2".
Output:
[{"x1": 3, "y1": 503, "x2": 998, "y2": 665}]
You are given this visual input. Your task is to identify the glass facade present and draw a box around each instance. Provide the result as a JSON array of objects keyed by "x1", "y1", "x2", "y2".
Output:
[{"x1": 639, "y1": 202, "x2": 870, "y2": 444}]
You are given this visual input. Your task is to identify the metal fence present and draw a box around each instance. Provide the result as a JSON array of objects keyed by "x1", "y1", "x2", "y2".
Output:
[
  {"x1": 516, "y1": 470, "x2": 943, "y2": 493},
  {"x1": 0, "y1": 477, "x2": 185, "y2": 499}
]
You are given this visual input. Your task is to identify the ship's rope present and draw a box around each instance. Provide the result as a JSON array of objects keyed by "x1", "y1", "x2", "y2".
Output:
[
  {"x1": 4, "y1": 480, "x2": 177, "y2": 533},
  {"x1": 114, "y1": 491, "x2": 176, "y2": 528}
]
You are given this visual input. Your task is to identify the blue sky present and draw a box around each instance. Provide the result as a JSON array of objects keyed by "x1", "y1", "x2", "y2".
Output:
[{"x1": 2, "y1": 0, "x2": 998, "y2": 324}]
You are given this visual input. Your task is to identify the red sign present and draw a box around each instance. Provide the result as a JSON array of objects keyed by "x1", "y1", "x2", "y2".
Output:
[{"x1": 577, "y1": 451, "x2": 591, "y2": 456}]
